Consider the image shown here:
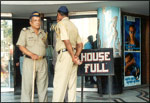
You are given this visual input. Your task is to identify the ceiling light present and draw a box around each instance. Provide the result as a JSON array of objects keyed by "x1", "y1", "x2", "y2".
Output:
[{"x1": 1, "y1": 13, "x2": 12, "y2": 17}]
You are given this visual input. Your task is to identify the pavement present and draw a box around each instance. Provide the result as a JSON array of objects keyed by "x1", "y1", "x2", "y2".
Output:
[{"x1": 1, "y1": 85, "x2": 149, "y2": 102}]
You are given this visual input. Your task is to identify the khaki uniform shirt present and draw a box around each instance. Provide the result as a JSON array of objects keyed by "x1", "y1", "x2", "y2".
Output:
[
  {"x1": 55, "y1": 17, "x2": 82, "y2": 52},
  {"x1": 52, "y1": 32, "x2": 58, "y2": 65},
  {"x1": 16, "y1": 27, "x2": 47, "y2": 56}
]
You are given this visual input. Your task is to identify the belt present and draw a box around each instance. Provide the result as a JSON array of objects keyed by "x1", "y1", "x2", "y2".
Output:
[
  {"x1": 57, "y1": 48, "x2": 76, "y2": 55},
  {"x1": 57, "y1": 48, "x2": 67, "y2": 55},
  {"x1": 25, "y1": 55, "x2": 46, "y2": 59}
]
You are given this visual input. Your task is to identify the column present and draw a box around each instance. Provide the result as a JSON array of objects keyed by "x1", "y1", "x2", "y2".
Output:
[{"x1": 97, "y1": 7, "x2": 121, "y2": 58}]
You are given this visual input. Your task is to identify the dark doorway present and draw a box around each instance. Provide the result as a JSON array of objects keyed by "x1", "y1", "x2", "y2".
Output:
[{"x1": 13, "y1": 19, "x2": 30, "y2": 95}]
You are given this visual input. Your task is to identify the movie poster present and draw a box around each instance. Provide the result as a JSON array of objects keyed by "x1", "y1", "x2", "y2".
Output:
[
  {"x1": 124, "y1": 16, "x2": 141, "y2": 51},
  {"x1": 97, "y1": 7, "x2": 121, "y2": 58},
  {"x1": 124, "y1": 52, "x2": 141, "y2": 87},
  {"x1": 123, "y1": 16, "x2": 141, "y2": 87}
]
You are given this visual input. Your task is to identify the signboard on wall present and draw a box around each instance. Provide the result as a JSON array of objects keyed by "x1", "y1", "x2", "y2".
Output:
[
  {"x1": 123, "y1": 15, "x2": 141, "y2": 87},
  {"x1": 78, "y1": 48, "x2": 114, "y2": 76}
]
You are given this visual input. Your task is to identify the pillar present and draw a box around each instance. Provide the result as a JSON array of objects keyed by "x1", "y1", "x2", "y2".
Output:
[
  {"x1": 97, "y1": 7, "x2": 121, "y2": 58},
  {"x1": 97, "y1": 7, "x2": 123, "y2": 94}
]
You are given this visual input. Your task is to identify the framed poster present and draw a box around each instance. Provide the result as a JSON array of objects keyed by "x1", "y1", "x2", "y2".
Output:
[
  {"x1": 123, "y1": 15, "x2": 141, "y2": 87},
  {"x1": 124, "y1": 52, "x2": 141, "y2": 87},
  {"x1": 124, "y1": 16, "x2": 141, "y2": 51}
]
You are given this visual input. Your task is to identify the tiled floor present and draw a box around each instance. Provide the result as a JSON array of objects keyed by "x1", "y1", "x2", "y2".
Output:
[{"x1": 1, "y1": 86, "x2": 149, "y2": 102}]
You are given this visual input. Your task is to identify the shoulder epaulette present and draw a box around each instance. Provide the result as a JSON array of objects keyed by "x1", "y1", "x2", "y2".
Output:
[{"x1": 22, "y1": 27, "x2": 29, "y2": 31}]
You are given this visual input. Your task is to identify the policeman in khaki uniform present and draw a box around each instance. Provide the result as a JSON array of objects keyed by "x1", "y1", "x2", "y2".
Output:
[
  {"x1": 16, "y1": 11, "x2": 48, "y2": 102},
  {"x1": 52, "y1": 6, "x2": 83, "y2": 102}
]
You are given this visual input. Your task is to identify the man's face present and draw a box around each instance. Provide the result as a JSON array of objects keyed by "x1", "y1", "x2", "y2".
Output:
[
  {"x1": 57, "y1": 17, "x2": 60, "y2": 23},
  {"x1": 129, "y1": 27, "x2": 135, "y2": 38},
  {"x1": 57, "y1": 13, "x2": 63, "y2": 21},
  {"x1": 30, "y1": 17, "x2": 41, "y2": 29}
]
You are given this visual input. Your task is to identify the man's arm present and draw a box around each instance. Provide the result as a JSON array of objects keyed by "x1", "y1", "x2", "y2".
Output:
[
  {"x1": 59, "y1": 22, "x2": 81, "y2": 64},
  {"x1": 63, "y1": 40, "x2": 75, "y2": 61},
  {"x1": 19, "y1": 45, "x2": 39, "y2": 60},
  {"x1": 63, "y1": 40, "x2": 81, "y2": 65},
  {"x1": 63, "y1": 40, "x2": 83, "y2": 64},
  {"x1": 75, "y1": 43, "x2": 83, "y2": 57}
]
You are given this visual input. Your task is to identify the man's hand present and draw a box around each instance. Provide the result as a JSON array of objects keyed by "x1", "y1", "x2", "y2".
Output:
[
  {"x1": 30, "y1": 54, "x2": 39, "y2": 60},
  {"x1": 63, "y1": 40, "x2": 83, "y2": 65},
  {"x1": 72, "y1": 56, "x2": 82, "y2": 65},
  {"x1": 19, "y1": 45, "x2": 39, "y2": 60}
]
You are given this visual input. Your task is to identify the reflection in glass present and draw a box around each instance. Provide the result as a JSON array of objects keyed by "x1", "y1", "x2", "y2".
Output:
[
  {"x1": 71, "y1": 18, "x2": 97, "y2": 88},
  {"x1": 1, "y1": 20, "x2": 14, "y2": 89},
  {"x1": 70, "y1": 18, "x2": 97, "y2": 47}
]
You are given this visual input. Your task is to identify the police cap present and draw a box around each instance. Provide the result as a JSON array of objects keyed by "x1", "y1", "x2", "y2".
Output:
[
  {"x1": 29, "y1": 11, "x2": 40, "y2": 19},
  {"x1": 58, "y1": 6, "x2": 69, "y2": 13}
]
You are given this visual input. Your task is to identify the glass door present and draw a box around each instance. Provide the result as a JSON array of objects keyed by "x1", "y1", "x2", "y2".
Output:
[
  {"x1": 70, "y1": 17, "x2": 98, "y2": 90},
  {"x1": 1, "y1": 19, "x2": 14, "y2": 92}
]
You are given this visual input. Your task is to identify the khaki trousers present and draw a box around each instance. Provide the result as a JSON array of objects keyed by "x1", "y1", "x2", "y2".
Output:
[
  {"x1": 52, "y1": 52, "x2": 78, "y2": 102},
  {"x1": 21, "y1": 58, "x2": 48, "y2": 102}
]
